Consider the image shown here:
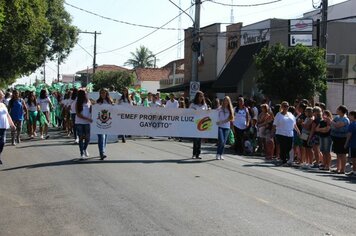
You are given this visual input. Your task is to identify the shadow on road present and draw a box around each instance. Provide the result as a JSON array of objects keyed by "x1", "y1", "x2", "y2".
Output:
[{"x1": 1, "y1": 158, "x2": 216, "y2": 171}]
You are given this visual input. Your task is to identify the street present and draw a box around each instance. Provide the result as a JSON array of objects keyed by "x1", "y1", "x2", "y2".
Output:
[{"x1": 0, "y1": 131, "x2": 356, "y2": 236}]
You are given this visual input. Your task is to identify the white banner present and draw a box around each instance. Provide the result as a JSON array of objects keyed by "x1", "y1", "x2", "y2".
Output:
[{"x1": 91, "y1": 104, "x2": 218, "y2": 139}]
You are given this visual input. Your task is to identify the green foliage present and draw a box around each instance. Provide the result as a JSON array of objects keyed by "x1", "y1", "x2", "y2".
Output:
[
  {"x1": 45, "y1": 0, "x2": 78, "y2": 62},
  {"x1": 125, "y1": 45, "x2": 155, "y2": 69},
  {"x1": 92, "y1": 71, "x2": 134, "y2": 92},
  {"x1": 0, "y1": 0, "x2": 78, "y2": 86},
  {"x1": 255, "y1": 43, "x2": 327, "y2": 102}
]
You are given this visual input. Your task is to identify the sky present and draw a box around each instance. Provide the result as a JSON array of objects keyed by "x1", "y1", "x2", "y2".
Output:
[{"x1": 16, "y1": 0, "x2": 348, "y2": 85}]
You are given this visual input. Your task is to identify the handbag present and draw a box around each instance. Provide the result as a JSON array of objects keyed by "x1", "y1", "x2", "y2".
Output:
[{"x1": 300, "y1": 132, "x2": 309, "y2": 141}]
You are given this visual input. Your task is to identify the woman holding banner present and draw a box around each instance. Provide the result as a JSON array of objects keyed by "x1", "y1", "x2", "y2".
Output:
[
  {"x1": 216, "y1": 96, "x2": 234, "y2": 160},
  {"x1": 117, "y1": 87, "x2": 133, "y2": 143},
  {"x1": 97, "y1": 89, "x2": 113, "y2": 160},
  {"x1": 189, "y1": 91, "x2": 208, "y2": 159},
  {"x1": 75, "y1": 90, "x2": 92, "y2": 160}
]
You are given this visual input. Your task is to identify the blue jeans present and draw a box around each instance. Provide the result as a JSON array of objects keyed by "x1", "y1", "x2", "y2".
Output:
[
  {"x1": 76, "y1": 124, "x2": 90, "y2": 155},
  {"x1": 97, "y1": 134, "x2": 107, "y2": 156},
  {"x1": 193, "y1": 138, "x2": 202, "y2": 157},
  {"x1": 0, "y1": 129, "x2": 6, "y2": 154},
  {"x1": 71, "y1": 114, "x2": 77, "y2": 139},
  {"x1": 217, "y1": 127, "x2": 230, "y2": 155}
]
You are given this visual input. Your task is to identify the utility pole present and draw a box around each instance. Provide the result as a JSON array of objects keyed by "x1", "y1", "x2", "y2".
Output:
[
  {"x1": 93, "y1": 31, "x2": 98, "y2": 74},
  {"x1": 79, "y1": 31, "x2": 101, "y2": 75},
  {"x1": 320, "y1": 0, "x2": 328, "y2": 52},
  {"x1": 191, "y1": 0, "x2": 201, "y2": 82}
]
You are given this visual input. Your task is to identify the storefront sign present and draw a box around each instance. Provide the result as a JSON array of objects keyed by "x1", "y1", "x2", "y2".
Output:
[
  {"x1": 91, "y1": 104, "x2": 218, "y2": 138},
  {"x1": 241, "y1": 29, "x2": 270, "y2": 46},
  {"x1": 289, "y1": 34, "x2": 313, "y2": 46},
  {"x1": 290, "y1": 19, "x2": 313, "y2": 32}
]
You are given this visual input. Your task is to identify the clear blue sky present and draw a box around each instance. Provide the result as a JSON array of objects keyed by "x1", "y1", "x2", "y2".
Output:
[{"x1": 16, "y1": 0, "x2": 347, "y2": 85}]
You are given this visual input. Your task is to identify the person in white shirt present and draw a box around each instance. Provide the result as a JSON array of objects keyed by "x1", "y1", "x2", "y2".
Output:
[
  {"x1": 216, "y1": 96, "x2": 234, "y2": 160},
  {"x1": 69, "y1": 89, "x2": 79, "y2": 143},
  {"x1": 97, "y1": 88, "x2": 114, "y2": 160},
  {"x1": 74, "y1": 90, "x2": 92, "y2": 159},
  {"x1": 149, "y1": 94, "x2": 162, "y2": 108},
  {"x1": 273, "y1": 101, "x2": 300, "y2": 166},
  {"x1": 0, "y1": 90, "x2": 15, "y2": 164},
  {"x1": 117, "y1": 87, "x2": 133, "y2": 143},
  {"x1": 38, "y1": 89, "x2": 53, "y2": 139},
  {"x1": 165, "y1": 93, "x2": 179, "y2": 109},
  {"x1": 26, "y1": 91, "x2": 39, "y2": 138},
  {"x1": 189, "y1": 91, "x2": 208, "y2": 159},
  {"x1": 233, "y1": 97, "x2": 251, "y2": 154}
]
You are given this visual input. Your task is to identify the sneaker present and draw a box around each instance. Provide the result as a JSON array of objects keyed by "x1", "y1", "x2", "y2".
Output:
[
  {"x1": 75, "y1": 138, "x2": 79, "y2": 144},
  {"x1": 192, "y1": 155, "x2": 196, "y2": 159},
  {"x1": 216, "y1": 154, "x2": 220, "y2": 160},
  {"x1": 196, "y1": 155, "x2": 202, "y2": 159},
  {"x1": 100, "y1": 154, "x2": 107, "y2": 160},
  {"x1": 311, "y1": 163, "x2": 319, "y2": 168},
  {"x1": 40, "y1": 135, "x2": 44, "y2": 140},
  {"x1": 45, "y1": 135, "x2": 50, "y2": 139},
  {"x1": 79, "y1": 154, "x2": 86, "y2": 160},
  {"x1": 33, "y1": 132, "x2": 37, "y2": 137},
  {"x1": 84, "y1": 150, "x2": 89, "y2": 157},
  {"x1": 220, "y1": 155, "x2": 224, "y2": 160}
]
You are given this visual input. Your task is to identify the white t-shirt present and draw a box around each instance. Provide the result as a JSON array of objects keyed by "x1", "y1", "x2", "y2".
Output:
[
  {"x1": 252, "y1": 106, "x2": 258, "y2": 121},
  {"x1": 218, "y1": 108, "x2": 231, "y2": 129},
  {"x1": 61, "y1": 99, "x2": 69, "y2": 107},
  {"x1": 70, "y1": 99, "x2": 76, "y2": 114},
  {"x1": 74, "y1": 101, "x2": 92, "y2": 125},
  {"x1": 189, "y1": 103, "x2": 208, "y2": 110},
  {"x1": 273, "y1": 112, "x2": 296, "y2": 137},
  {"x1": 149, "y1": 101, "x2": 161, "y2": 108},
  {"x1": 165, "y1": 99, "x2": 179, "y2": 109},
  {"x1": 28, "y1": 102, "x2": 37, "y2": 112},
  {"x1": 233, "y1": 107, "x2": 249, "y2": 130},
  {"x1": 39, "y1": 97, "x2": 51, "y2": 112},
  {"x1": 0, "y1": 104, "x2": 10, "y2": 129}
]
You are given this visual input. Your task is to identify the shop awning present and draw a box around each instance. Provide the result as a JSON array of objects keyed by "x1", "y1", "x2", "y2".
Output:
[{"x1": 213, "y1": 42, "x2": 268, "y2": 93}]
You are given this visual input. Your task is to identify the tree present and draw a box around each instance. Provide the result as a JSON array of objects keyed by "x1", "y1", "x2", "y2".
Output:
[
  {"x1": 91, "y1": 71, "x2": 134, "y2": 92},
  {"x1": 254, "y1": 43, "x2": 327, "y2": 102},
  {"x1": 0, "y1": 0, "x2": 78, "y2": 87},
  {"x1": 125, "y1": 45, "x2": 155, "y2": 69}
]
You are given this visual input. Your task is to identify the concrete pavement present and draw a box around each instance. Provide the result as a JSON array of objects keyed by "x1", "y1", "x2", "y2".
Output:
[{"x1": 0, "y1": 131, "x2": 355, "y2": 235}]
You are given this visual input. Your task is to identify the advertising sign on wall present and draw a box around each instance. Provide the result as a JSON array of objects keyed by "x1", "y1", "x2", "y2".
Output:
[
  {"x1": 289, "y1": 34, "x2": 313, "y2": 47},
  {"x1": 290, "y1": 19, "x2": 313, "y2": 32}
]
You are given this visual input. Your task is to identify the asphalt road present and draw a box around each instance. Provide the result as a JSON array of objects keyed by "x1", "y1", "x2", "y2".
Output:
[{"x1": 0, "y1": 131, "x2": 355, "y2": 236}]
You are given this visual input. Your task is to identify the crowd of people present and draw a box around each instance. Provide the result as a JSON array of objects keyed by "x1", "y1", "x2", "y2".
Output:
[{"x1": 0, "y1": 87, "x2": 355, "y2": 178}]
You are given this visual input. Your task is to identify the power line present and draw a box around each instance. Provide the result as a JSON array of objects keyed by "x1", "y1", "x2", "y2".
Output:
[
  {"x1": 77, "y1": 43, "x2": 93, "y2": 58},
  {"x1": 206, "y1": 0, "x2": 282, "y2": 7},
  {"x1": 97, "y1": 4, "x2": 194, "y2": 54},
  {"x1": 154, "y1": 38, "x2": 185, "y2": 57},
  {"x1": 64, "y1": 1, "x2": 182, "y2": 30}
]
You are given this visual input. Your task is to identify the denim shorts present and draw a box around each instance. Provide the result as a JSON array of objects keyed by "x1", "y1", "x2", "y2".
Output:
[
  {"x1": 319, "y1": 136, "x2": 332, "y2": 153},
  {"x1": 331, "y1": 136, "x2": 348, "y2": 154}
]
